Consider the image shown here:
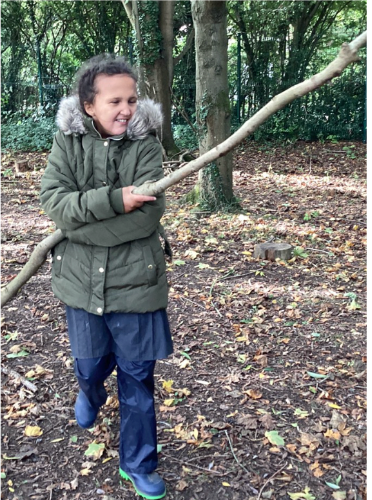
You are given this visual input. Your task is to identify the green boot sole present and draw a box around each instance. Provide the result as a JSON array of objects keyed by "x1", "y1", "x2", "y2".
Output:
[{"x1": 119, "y1": 468, "x2": 166, "y2": 499}]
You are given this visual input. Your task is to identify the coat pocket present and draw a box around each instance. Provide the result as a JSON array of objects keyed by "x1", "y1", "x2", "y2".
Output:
[
  {"x1": 51, "y1": 239, "x2": 68, "y2": 278},
  {"x1": 142, "y1": 245, "x2": 157, "y2": 286}
]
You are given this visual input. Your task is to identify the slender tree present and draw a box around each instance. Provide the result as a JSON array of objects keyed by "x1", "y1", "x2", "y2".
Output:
[
  {"x1": 190, "y1": 0, "x2": 234, "y2": 210},
  {"x1": 122, "y1": 0, "x2": 178, "y2": 156}
]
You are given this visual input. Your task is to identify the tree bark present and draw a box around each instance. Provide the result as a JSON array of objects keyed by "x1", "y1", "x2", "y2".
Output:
[
  {"x1": 122, "y1": 0, "x2": 179, "y2": 156},
  {"x1": 191, "y1": 0, "x2": 233, "y2": 208},
  {"x1": 1, "y1": 32, "x2": 366, "y2": 307}
]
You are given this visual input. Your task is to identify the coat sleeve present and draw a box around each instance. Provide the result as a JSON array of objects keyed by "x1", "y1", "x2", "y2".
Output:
[
  {"x1": 40, "y1": 132, "x2": 122, "y2": 231},
  {"x1": 62, "y1": 137, "x2": 166, "y2": 246}
]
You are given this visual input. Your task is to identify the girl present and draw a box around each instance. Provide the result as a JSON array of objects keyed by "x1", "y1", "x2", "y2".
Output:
[{"x1": 40, "y1": 54, "x2": 172, "y2": 500}]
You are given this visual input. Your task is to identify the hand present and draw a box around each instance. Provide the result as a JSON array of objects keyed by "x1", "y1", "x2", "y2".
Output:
[{"x1": 122, "y1": 186, "x2": 156, "y2": 213}]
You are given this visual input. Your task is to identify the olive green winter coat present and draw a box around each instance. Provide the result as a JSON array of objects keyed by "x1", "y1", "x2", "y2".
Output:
[{"x1": 40, "y1": 96, "x2": 168, "y2": 315}]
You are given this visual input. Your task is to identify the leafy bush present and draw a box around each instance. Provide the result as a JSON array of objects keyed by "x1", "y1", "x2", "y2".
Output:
[
  {"x1": 2, "y1": 106, "x2": 57, "y2": 152},
  {"x1": 2, "y1": 116, "x2": 56, "y2": 152},
  {"x1": 173, "y1": 124, "x2": 198, "y2": 151}
]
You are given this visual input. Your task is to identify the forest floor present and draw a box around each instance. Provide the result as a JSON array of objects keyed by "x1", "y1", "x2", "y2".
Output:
[{"x1": 1, "y1": 140, "x2": 366, "y2": 500}]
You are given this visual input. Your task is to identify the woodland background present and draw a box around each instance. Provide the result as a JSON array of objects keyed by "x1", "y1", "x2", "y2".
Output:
[{"x1": 1, "y1": 1, "x2": 367, "y2": 500}]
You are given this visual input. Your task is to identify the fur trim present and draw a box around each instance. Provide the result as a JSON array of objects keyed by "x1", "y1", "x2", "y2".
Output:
[
  {"x1": 56, "y1": 96, "x2": 86, "y2": 135},
  {"x1": 56, "y1": 95, "x2": 163, "y2": 140}
]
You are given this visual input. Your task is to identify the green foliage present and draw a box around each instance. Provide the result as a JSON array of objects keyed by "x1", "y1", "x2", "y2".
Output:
[
  {"x1": 137, "y1": 1, "x2": 162, "y2": 65},
  {"x1": 173, "y1": 124, "x2": 198, "y2": 151},
  {"x1": 2, "y1": 108, "x2": 56, "y2": 152},
  {"x1": 228, "y1": 0, "x2": 366, "y2": 142},
  {"x1": 293, "y1": 247, "x2": 309, "y2": 259}
]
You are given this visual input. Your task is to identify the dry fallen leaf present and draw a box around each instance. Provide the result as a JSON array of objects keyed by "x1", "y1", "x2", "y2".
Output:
[
  {"x1": 24, "y1": 425, "x2": 43, "y2": 437},
  {"x1": 236, "y1": 414, "x2": 258, "y2": 429},
  {"x1": 245, "y1": 389, "x2": 262, "y2": 399},
  {"x1": 260, "y1": 413, "x2": 274, "y2": 430},
  {"x1": 176, "y1": 480, "x2": 188, "y2": 491},
  {"x1": 324, "y1": 429, "x2": 341, "y2": 440},
  {"x1": 80, "y1": 468, "x2": 92, "y2": 476},
  {"x1": 162, "y1": 379, "x2": 174, "y2": 394}
]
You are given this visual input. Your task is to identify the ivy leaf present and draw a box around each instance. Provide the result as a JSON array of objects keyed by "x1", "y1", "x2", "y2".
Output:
[
  {"x1": 265, "y1": 430, "x2": 285, "y2": 446},
  {"x1": 84, "y1": 441, "x2": 105, "y2": 460},
  {"x1": 174, "y1": 260, "x2": 185, "y2": 266}
]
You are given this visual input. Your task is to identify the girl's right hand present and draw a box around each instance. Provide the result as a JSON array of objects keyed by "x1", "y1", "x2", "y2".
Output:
[{"x1": 122, "y1": 186, "x2": 156, "y2": 213}]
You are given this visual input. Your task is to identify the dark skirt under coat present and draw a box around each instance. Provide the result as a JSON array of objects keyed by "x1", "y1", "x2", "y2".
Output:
[{"x1": 65, "y1": 306, "x2": 173, "y2": 361}]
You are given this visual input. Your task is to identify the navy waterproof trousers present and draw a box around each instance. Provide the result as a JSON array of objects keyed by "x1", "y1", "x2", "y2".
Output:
[{"x1": 75, "y1": 354, "x2": 158, "y2": 474}]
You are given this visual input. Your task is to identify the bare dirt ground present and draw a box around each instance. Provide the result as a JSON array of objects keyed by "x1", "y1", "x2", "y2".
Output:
[{"x1": 1, "y1": 140, "x2": 366, "y2": 500}]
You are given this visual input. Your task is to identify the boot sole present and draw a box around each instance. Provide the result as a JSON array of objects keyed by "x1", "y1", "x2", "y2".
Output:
[{"x1": 119, "y1": 468, "x2": 166, "y2": 499}]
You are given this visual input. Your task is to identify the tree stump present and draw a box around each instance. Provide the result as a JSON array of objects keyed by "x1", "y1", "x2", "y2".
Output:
[
  {"x1": 14, "y1": 159, "x2": 29, "y2": 174},
  {"x1": 254, "y1": 242, "x2": 293, "y2": 261}
]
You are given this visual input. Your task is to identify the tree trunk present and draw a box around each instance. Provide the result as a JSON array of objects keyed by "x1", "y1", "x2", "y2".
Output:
[
  {"x1": 191, "y1": 0, "x2": 233, "y2": 210},
  {"x1": 122, "y1": 0, "x2": 179, "y2": 157},
  {"x1": 1, "y1": 32, "x2": 366, "y2": 307}
]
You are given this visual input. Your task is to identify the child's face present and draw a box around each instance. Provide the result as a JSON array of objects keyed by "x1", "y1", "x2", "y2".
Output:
[{"x1": 84, "y1": 74, "x2": 138, "y2": 138}]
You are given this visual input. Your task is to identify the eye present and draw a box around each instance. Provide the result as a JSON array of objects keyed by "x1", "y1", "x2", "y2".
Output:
[{"x1": 129, "y1": 98, "x2": 137, "y2": 104}]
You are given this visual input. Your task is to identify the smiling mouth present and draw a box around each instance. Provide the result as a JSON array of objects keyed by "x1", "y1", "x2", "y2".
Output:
[{"x1": 116, "y1": 119, "x2": 128, "y2": 123}]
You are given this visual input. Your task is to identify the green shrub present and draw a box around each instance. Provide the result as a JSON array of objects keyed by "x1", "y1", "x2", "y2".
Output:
[
  {"x1": 1, "y1": 115, "x2": 56, "y2": 152},
  {"x1": 173, "y1": 124, "x2": 198, "y2": 151}
]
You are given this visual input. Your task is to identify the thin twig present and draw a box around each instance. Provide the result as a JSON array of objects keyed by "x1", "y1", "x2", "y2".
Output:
[
  {"x1": 1, "y1": 366, "x2": 37, "y2": 393},
  {"x1": 224, "y1": 430, "x2": 250, "y2": 475},
  {"x1": 179, "y1": 296, "x2": 206, "y2": 310},
  {"x1": 211, "y1": 301, "x2": 222, "y2": 317},
  {"x1": 161, "y1": 453, "x2": 225, "y2": 475},
  {"x1": 257, "y1": 463, "x2": 288, "y2": 500},
  {"x1": 305, "y1": 247, "x2": 333, "y2": 255}
]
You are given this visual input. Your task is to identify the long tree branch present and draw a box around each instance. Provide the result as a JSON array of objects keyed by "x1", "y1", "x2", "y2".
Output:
[
  {"x1": 133, "y1": 32, "x2": 366, "y2": 196},
  {"x1": 1, "y1": 32, "x2": 366, "y2": 307}
]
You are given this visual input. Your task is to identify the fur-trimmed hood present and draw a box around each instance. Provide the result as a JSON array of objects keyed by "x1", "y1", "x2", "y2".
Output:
[{"x1": 56, "y1": 95, "x2": 163, "y2": 141}]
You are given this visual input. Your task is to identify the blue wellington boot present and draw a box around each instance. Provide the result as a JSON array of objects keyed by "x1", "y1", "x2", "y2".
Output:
[
  {"x1": 119, "y1": 468, "x2": 166, "y2": 499},
  {"x1": 74, "y1": 390, "x2": 99, "y2": 429}
]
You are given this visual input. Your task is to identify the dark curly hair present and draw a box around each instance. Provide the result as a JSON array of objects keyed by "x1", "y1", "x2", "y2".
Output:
[{"x1": 73, "y1": 54, "x2": 138, "y2": 116}]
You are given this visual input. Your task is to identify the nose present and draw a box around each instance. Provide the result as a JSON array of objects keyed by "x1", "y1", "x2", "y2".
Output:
[{"x1": 120, "y1": 102, "x2": 132, "y2": 117}]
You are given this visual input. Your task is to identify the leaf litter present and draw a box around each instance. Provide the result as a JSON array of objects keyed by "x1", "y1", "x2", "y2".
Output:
[{"x1": 1, "y1": 141, "x2": 366, "y2": 499}]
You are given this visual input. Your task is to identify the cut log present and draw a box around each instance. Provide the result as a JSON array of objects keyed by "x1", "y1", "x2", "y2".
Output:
[{"x1": 254, "y1": 242, "x2": 293, "y2": 261}]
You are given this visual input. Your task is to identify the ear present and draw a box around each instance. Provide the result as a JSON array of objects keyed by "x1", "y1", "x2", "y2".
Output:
[{"x1": 84, "y1": 102, "x2": 94, "y2": 117}]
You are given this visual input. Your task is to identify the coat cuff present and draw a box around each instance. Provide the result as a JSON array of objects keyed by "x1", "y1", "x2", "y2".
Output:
[{"x1": 109, "y1": 188, "x2": 125, "y2": 214}]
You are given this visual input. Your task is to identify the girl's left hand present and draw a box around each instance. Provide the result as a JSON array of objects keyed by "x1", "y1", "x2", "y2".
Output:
[{"x1": 121, "y1": 186, "x2": 156, "y2": 213}]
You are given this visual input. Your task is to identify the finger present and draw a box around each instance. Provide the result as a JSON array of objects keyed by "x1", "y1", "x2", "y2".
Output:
[{"x1": 133, "y1": 195, "x2": 157, "y2": 202}]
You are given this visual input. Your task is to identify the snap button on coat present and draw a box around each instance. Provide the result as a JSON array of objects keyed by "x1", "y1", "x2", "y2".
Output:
[
  {"x1": 99, "y1": 268, "x2": 104, "y2": 273},
  {"x1": 57, "y1": 255, "x2": 62, "y2": 260}
]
